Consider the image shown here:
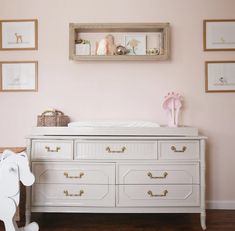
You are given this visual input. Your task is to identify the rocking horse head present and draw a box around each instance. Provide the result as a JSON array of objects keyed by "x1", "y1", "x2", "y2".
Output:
[{"x1": 1, "y1": 150, "x2": 35, "y2": 186}]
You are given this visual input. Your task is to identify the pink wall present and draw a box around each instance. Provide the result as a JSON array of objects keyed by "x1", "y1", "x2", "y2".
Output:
[{"x1": 0, "y1": 0, "x2": 235, "y2": 206}]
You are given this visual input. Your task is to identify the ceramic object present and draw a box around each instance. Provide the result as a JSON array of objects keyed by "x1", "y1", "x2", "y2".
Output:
[
  {"x1": 116, "y1": 45, "x2": 129, "y2": 55},
  {"x1": 162, "y1": 92, "x2": 183, "y2": 127},
  {"x1": 0, "y1": 150, "x2": 39, "y2": 231}
]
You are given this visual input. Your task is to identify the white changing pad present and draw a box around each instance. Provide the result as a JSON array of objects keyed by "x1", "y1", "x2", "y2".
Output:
[{"x1": 68, "y1": 121, "x2": 160, "y2": 128}]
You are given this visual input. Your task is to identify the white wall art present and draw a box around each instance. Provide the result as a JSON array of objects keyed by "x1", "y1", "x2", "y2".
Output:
[
  {"x1": 0, "y1": 61, "x2": 38, "y2": 92},
  {"x1": 0, "y1": 19, "x2": 38, "y2": 50},
  {"x1": 205, "y1": 61, "x2": 235, "y2": 92}
]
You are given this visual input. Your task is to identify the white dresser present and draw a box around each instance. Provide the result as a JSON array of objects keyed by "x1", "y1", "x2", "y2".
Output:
[{"x1": 26, "y1": 126, "x2": 206, "y2": 230}]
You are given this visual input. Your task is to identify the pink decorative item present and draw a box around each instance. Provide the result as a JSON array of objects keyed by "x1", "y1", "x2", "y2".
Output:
[{"x1": 162, "y1": 92, "x2": 183, "y2": 127}]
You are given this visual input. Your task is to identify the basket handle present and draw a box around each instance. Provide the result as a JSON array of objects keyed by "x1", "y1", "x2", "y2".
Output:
[{"x1": 41, "y1": 110, "x2": 64, "y2": 116}]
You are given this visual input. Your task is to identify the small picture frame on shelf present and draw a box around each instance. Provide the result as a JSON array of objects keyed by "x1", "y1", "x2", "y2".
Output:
[
  {"x1": 0, "y1": 19, "x2": 38, "y2": 50},
  {"x1": 0, "y1": 61, "x2": 38, "y2": 92},
  {"x1": 203, "y1": 19, "x2": 235, "y2": 51},
  {"x1": 125, "y1": 35, "x2": 146, "y2": 55},
  {"x1": 205, "y1": 61, "x2": 235, "y2": 92}
]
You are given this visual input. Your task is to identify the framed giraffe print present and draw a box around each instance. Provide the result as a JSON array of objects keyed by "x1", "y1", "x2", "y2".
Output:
[
  {"x1": 204, "y1": 19, "x2": 235, "y2": 51},
  {"x1": 0, "y1": 19, "x2": 38, "y2": 50}
]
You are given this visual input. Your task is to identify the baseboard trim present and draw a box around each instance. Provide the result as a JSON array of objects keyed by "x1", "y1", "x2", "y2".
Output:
[{"x1": 206, "y1": 200, "x2": 235, "y2": 210}]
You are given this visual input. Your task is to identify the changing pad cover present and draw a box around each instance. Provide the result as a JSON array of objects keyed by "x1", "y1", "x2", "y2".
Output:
[{"x1": 68, "y1": 121, "x2": 160, "y2": 128}]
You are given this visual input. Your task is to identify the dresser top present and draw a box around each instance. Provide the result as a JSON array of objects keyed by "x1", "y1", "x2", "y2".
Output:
[{"x1": 30, "y1": 126, "x2": 199, "y2": 137}]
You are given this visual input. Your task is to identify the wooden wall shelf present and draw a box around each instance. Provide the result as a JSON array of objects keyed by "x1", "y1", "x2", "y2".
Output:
[{"x1": 69, "y1": 23, "x2": 170, "y2": 61}]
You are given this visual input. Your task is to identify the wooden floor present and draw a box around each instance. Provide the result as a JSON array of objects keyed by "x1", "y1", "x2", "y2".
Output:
[{"x1": 0, "y1": 210, "x2": 235, "y2": 231}]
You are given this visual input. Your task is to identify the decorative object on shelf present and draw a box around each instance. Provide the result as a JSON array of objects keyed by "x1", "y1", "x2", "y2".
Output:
[
  {"x1": 37, "y1": 109, "x2": 70, "y2": 127},
  {"x1": 162, "y1": 92, "x2": 183, "y2": 127},
  {"x1": 204, "y1": 19, "x2": 235, "y2": 51},
  {"x1": 0, "y1": 149, "x2": 39, "y2": 231},
  {"x1": 0, "y1": 61, "x2": 38, "y2": 92},
  {"x1": 95, "y1": 34, "x2": 116, "y2": 55},
  {"x1": 205, "y1": 61, "x2": 235, "y2": 92},
  {"x1": 125, "y1": 35, "x2": 146, "y2": 55},
  {"x1": 75, "y1": 39, "x2": 91, "y2": 55},
  {"x1": 146, "y1": 48, "x2": 160, "y2": 55},
  {"x1": 0, "y1": 19, "x2": 38, "y2": 50},
  {"x1": 115, "y1": 45, "x2": 129, "y2": 55}
]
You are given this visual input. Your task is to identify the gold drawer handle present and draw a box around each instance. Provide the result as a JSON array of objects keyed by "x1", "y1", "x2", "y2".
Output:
[
  {"x1": 148, "y1": 190, "x2": 168, "y2": 197},
  {"x1": 147, "y1": 172, "x2": 168, "y2": 179},
  {"x1": 64, "y1": 172, "x2": 84, "y2": 179},
  {"x1": 171, "y1": 146, "x2": 187, "y2": 152},
  {"x1": 63, "y1": 190, "x2": 84, "y2": 197},
  {"x1": 106, "y1": 146, "x2": 126, "y2": 153},
  {"x1": 45, "y1": 146, "x2": 61, "y2": 152}
]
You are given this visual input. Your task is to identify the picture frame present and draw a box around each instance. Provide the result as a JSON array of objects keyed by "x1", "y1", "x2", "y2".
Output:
[
  {"x1": 203, "y1": 19, "x2": 235, "y2": 51},
  {"x1": 0, "y1": 19, "x2": 38, "y2": 50},
  {"x1": 125, "y1": 35, "x2": 146, "y2": 55},
  {"x1": 205, "y1": 61, "x2": 235, "y2": 92},
  {"x1": 0, "y1": 61, "x2": 38, "y2": 92}
]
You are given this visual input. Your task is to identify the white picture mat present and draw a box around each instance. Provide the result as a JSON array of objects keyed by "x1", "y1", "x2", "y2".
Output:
[
  {"x1": 1, "y1": 63, "x2": 36, "y2": 90},
  {"x1": 1, "y1": 21, "x2": 36, "y2": 48},
  {"x1": 207, "y1": 63, "x2": 235, "y2": 91},
  {"x1": 206, "y1": 21, "x2": 235, "y2": 49}
]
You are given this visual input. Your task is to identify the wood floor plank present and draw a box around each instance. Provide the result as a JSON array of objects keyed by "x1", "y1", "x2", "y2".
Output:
[{"x1": 0, "y1": 210, "x2": 235, "y2": 230}]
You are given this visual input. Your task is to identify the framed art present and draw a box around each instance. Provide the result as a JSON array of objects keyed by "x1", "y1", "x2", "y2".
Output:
[
  {"x1": 0, "y1": 61, "x2": 38, "y2": 92},
  {"x1": 0, "y1": 19, "x2": 38, "y2": 50},
  {"x1": 203, "y1": 19, "x2": 235, "y2": 51},
  {"x1": 205, "y1": 61, "x2": 235, "y2": 92},
  {"x1": 125, "y1": 35, "x2": 146, "y2": 55}
]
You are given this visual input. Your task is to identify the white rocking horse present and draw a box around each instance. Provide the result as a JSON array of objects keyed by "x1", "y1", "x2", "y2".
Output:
[{"x1": 0, "y1": 150, "x2": 39, "y2": 231}]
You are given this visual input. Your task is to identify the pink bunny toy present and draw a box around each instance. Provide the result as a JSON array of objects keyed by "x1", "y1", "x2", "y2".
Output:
[{"x1": 162, "y1": 92, "x2": 183, "y2": 127}]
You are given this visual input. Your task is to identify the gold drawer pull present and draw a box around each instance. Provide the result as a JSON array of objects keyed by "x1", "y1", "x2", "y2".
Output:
[
  {"x1": 106, "y1": 146, "x2": 126, "y2": 153},
  {"x1": 147, "y1": 190, "x2": 168, "y2": 197},
  {"x1": 147, "y1": 172, "x2": 168, "y2": 179},
  {"x1": 171, "y1": 146, "x2": 187, "y2": 152},
  {"x1": 64, "y1": 172, "x2": 84, "y2": 179},
  {"x1": 63, "y1": 190, "x2": 84, "y2": 197},
  {"x1": 45, "y1": 146, "x2": 61, "y2": 152}
]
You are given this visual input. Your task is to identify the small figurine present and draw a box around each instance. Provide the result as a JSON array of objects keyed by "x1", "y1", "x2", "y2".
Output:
[
  {"x1": 95, "y1": 34, "x2": 116, "y2": 55},
  {"x1": 162, "y1": 92, "x2": 183, "y2": 127}
]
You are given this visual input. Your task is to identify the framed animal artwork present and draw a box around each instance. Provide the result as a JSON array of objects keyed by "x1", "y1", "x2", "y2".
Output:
[
  {"x1": 0, "y1": 61, "x2": 38, "y2": 92},
  {"x1": 0, "y1": 19, "x2": 38, "y2": 50},
  {"x1": 205, "y1": 61, "x2": 235, "y2": 92}
]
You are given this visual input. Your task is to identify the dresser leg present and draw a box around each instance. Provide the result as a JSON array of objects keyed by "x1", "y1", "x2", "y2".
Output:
[
  {"x1": 25, "y1": 187, "x2": 31, "y2": 225},
  {"x1": 200, "y1": 211, "x2": 206, "y2": 230}
]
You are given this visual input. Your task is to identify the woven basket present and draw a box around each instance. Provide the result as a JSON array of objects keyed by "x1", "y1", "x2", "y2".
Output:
[{"x1": 37, "y1": 110, "x2": 70, "y2": 127}]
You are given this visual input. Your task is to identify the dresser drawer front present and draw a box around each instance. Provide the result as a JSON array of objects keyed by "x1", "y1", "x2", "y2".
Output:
[
  {"x1": 32, "y1": 184, "x2": 115, "y2": 207},
  {"x1": 118, "y1": 163, "x2": 199, "y2": 184},
  {"x1": 158, "y1": 141, "x2": 200, "y2": 160},
  {"x1": 32, "y1": 140, "x2": 73, "y2": 160},
  {"x1": 75, "y1": 140, "x2": 157, "y2": 160},
  {"x1": 33, "y1": 162, "x2": 115, "y2": 184},
  {"x1": 117, "y1": 185, "x2": 200, "y2": 207}
]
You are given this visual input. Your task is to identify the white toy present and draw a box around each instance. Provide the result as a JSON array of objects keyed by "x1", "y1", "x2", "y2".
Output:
[
  {"x1": 0, "y1": 150, "x2": 39, "y2": 231},
  {"x1": 162, "y1": 92, "x2": 183, "y2": 127}
]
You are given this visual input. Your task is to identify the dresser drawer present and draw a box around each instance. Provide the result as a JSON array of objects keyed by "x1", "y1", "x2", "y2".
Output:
[
  {"x1": 32, "y1": 140, "x2": 73, "y2": 160},
  {"x1": 33, "y1": 162, "x2": 115, "y2": 184},
  {"x1": 117, "y1": 185, "x2": 200, "y2": 207},
  {"x1": 158, "y1": 141, "x2": 200, "y2": 160},
  {"x1": 75, "y1": 140, "x2": 157, "y2": 160},
  {"x1": 32, "y1": 184, "x2": 115, "y2": 207},
  {"x1": 118, "y1": 163, "x2": 199, "y2": 184}
]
